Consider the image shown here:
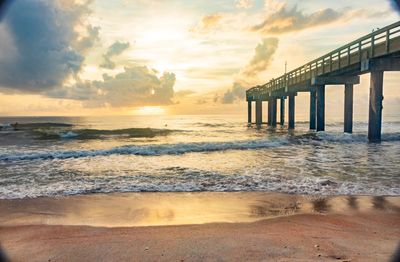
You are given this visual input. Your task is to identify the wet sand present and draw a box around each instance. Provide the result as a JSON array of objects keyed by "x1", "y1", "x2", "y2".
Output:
[{"x1": 0, "y1": 192, "x2": 400, "y2": 261}]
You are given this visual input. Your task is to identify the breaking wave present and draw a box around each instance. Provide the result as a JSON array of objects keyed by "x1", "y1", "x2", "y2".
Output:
[{"x1": 1, "y1": 132, "x2": 400, "y2": 162}]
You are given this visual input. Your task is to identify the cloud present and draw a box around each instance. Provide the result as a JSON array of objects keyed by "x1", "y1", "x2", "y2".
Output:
[
  {"x1": 241, "y1": 37, "x2": 279, "y2": 79},
  {"x1": 0, "y1": 0, "x2": 95, "y2": 93},
  {"x1": 236, "y1": 0, "x2": 253, "y2": 9},
  {"x1": 47, "y1": 66, "x2": 176, "y2": 107},
  {"x1": 190, "y1": 14, "x2": 222, "y2": 34},
  {"x1": 221, "y1": 37, "x2": 278, "y2": 104},
  {"x1": 222, "y1": 82, "x2": 246, "y2": 104},
  {"x1": 100, "y1": 41, "x2": 130, "y2": 69},
  {"x1": 251, "y1": 5, "x2": 348, "y2": 35},
  {"x1": 0, "y1": 0, "x2": 178, "y2": 108},
  {"x1": 390, "y1": 0, "x2": 400, "y2": 13}
]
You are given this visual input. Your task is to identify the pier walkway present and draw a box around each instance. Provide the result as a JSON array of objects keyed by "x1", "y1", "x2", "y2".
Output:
[{"x1": 246, "y1": 21, "x2": 400, "y2": 141}]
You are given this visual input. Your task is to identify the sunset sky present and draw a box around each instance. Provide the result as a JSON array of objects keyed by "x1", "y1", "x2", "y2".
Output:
[{"x1": 0, "y1": 0, "x2": 399, "y2": 118}]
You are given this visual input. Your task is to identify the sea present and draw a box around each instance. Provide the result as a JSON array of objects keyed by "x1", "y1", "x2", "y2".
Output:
[{"x1": 0, "y1": 115, "x2": 399, "y2": 199}]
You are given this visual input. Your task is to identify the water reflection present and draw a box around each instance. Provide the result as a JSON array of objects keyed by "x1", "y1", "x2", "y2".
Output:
[
  {"x1": 0, "y1": 193, "x2": 399, "y2": 228},
  {"x1": 347, "y1": 196, "x2": 359, "y2": 210},
  {"x1": 311, "y1": 197, "x2": 331, "y2": 213}
]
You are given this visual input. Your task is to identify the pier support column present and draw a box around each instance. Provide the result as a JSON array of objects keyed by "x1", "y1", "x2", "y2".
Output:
[
  {"x1": 280, "y1": 97, "x2": 285, "y2": 126},
  {"x1": 344, "y1": 84, "x2": 354, "y2": 133},
  {"x1": 271, "y1": 98, "x2": 277, "y2": 127},
  {"x1": 310, "y1": 90, "x2": 316, "y2": 130},
  {"x1": 255, "y1": 100, "x2": 262, "y2": 125},
  {"x1": 267, "y1": 100, "x2": 272, "y2": 125},
  {"x1": 247, "y1": 101, "x2": 252, "y2": 124},
  {"x1": 288, "y1": 95, "x2": 295, "y2": 129},
  {"x1": 316, "y1": 85, "x2": 325, "y2": 132},
  {"x1": 368, "y1": 71, "x2": 384, "y2": 142}
]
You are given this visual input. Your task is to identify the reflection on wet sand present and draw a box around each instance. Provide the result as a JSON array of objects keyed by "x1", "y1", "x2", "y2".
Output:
[
  {"x1": 0, "y1": 192, "x2": 399, "y2": 228},
  {"x1": 347, "y1": 196, "x2": 359, "y2": 210},
  {"x1": 311, "y1": 197, "x2": 331, "y2": 213}
]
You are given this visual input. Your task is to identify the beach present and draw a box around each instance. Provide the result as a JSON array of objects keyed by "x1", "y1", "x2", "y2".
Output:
[
  {"x1": 1, "y1": 116, "x2": 400, "y2": 261},
  {"x1": 1, "y1": 192, "x2": 399, "y2": 261}
]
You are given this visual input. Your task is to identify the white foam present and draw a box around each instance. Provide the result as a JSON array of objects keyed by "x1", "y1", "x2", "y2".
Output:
[
  {"x1": 59, "y1": 131, "x2": 79, "y2": 139},
  {"x1": 0, "y1": 138, "x2": 290, "y2": 161}
]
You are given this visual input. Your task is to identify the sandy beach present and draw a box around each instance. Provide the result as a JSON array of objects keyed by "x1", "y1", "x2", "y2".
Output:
[{"x1": 0, "y1": 192, "x2": 399, "y2": 261}]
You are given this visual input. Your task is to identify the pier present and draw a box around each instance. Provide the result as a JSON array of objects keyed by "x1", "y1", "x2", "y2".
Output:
[{"x1": 246, "y1": 21, "x2": 400, "y2": 142}]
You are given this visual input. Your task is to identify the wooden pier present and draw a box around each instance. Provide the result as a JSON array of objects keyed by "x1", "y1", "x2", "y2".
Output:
[{"x1": 246, "y1": 21, "x2": 400, "y2": 141}]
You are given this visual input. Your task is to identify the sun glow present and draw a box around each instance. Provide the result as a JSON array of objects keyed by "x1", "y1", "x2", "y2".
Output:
[{"x1": 134, "y1": 106, "x2": 166, "y2": 115}]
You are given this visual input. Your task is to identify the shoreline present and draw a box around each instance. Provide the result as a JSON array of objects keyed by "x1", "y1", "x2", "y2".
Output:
[
  {"x1": 1, "y1": 192, "x2": 399, "y2": 261},
  {"x1": 1, "y1": 191, "x2": 400, "y2": 227}
]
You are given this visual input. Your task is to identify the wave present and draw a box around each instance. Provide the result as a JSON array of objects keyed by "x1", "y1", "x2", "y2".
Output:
[
  {"x1": 0, "y1": 138, "x2": 290, "y2": 161},
  {"x1": 1, "y1": 170, "x2": 399, "y2": 199},
  {"x1": 1, "y1": 132, "x2": 399, "y2": 162},
  {"x1": 0, "y1": 122, "x2": 72, "y2": 130},
  {"x1": 35, "y1": 127, "x2": 174, "y2": 140}
]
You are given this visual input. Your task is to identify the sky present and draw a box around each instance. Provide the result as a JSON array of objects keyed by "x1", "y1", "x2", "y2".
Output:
[{"x1": 0, "y1": 0, "x2": 399, "y2": 118}]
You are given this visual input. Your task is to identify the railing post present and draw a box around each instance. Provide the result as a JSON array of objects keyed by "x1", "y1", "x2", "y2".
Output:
[
  {"x1": 371, "y1": 35, "x2": 375, "y2": 58},
  {"x1": 288, "y1": 95, "x2": 295, "y2": 129},
  {"x1": 347, "y1": 47, "x2": 350, "y2": 66},
  {"x1": 344, "y1": 84, "x2": 353, "y2": 133},
  {"x1": 386, "y1": 30, "x2": 390, "y2": 54},
  {"x1": 316, "y1": 85, "x2": 325, "y2": 132},
  {"x1": 368, "y1": 71, "x2": 384, "y2": 142}
]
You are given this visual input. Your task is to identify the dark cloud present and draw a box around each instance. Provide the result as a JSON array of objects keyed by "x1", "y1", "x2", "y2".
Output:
[
  {"x1": 251, "y1": 5, "x2": 346, "y2": 35},
  {"x1": 0, "y1": 0, "x2": 95, "y2": 93},
  {"x1": 100, "y1": 41, "x2": 130, "y2": 69},
  {"x1": 0, "y1": 0, "x2": 178, "y2": 108},
  {"x1": 390, "y1": 0, "x2": 400, "y2": 13},
  {"x1": 48, "y1": 66, "x2": 176, "y2": 107}
]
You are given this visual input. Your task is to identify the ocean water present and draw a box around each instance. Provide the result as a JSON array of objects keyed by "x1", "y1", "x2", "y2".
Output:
[{"x1": 0, "y1": 115, "x2": 399, "y2": 199}]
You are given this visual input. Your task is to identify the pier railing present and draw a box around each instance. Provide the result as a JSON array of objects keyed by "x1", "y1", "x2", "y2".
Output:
[{"x1": 247, "y1": 21, "x2": 400, "y2": 100}]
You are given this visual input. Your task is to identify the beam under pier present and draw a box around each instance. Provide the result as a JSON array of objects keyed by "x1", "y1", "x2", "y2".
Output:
[
  {"x1": 310, "y1": 90, "x2": 316, "y2": 130},
  {"x1": 255, "y1": 100, "x2": 262, "y2": 125},
  {"x1": 280, "y1": 97, "x2": 285, "y2": 126},
  {"x1": 316, "y1": 85, "x2": 325, "y2": 132},
  {"x1": 247, "y1": 101, "x2": 252, "y2": 124},
  {"x1": 368, "y1": 71, "x2": 384, "y2": 142},
  {"x1": 288, "y1": 95, "x2": 295, "y2": 129},
  {"x1": 344, "y1": 84, "x2": 353, "y2": 133}
]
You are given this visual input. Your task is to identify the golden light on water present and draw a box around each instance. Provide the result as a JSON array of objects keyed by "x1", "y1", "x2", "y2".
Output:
[{"x1": 133, "y1": 106, "x2": 166, "y2": 115}]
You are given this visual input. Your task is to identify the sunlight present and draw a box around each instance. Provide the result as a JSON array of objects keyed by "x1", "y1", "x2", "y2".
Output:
[{"x1": 133, "y1": 106, "x2": 166, "y2": 115}]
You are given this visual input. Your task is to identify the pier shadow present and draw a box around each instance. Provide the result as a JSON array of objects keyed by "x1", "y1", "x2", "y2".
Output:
[
  {"x1": 249, "y1": 197, "x2": 300, "y2": 217},
  {"x1": 312, "y1": 197, "x2": 331, "y2": 213},
  {"x1": 347, "y1": 196, "x2": 359, "y2": 210},
  {"x1": 372, "y1": 196, "x2": 400, "y2": 212},
  {"x1": 372, "y1": 196, "x2": 387, "y2": 210}
]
